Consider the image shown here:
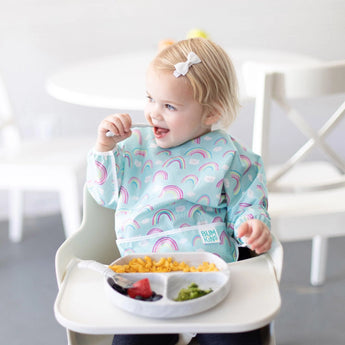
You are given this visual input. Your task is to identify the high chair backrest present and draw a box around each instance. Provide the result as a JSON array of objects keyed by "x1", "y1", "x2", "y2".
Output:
[
  {"x1": 243, "y1": 60, "x2": 345, "y2": 192},
  {"x1": 0, "y1": 73, "x2": 21, "y2": 152},
  {"x1": 55, "y1": 185, "x2": 119, "y2": 285}
]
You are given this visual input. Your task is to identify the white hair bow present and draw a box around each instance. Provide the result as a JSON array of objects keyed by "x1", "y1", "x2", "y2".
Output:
[{"x1": 173, "y1": 52, "x2": 202, "y2": 78}]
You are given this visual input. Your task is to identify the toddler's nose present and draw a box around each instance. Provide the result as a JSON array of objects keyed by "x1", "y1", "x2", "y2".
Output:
[{"x1": 150, "y1": 105, "x2": 163, "y2": 121}]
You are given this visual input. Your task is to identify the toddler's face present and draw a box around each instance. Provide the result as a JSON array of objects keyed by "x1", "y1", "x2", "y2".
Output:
[{"x1": 144, "y1": 66, "x2": 211, "y2": 148}]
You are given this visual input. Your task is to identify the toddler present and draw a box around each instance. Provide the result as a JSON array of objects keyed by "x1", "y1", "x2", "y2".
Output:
[{"x1": 87, "y1": 38, "x2": 272, "y2": 345}]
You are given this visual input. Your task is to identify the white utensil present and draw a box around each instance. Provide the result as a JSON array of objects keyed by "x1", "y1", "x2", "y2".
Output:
[{"x1": 106, "y1": 123, "x2": 153, "y2": 137}]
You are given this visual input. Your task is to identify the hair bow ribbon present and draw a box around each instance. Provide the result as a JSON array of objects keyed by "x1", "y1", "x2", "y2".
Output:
[{"x1": 173, "y1": 52, "x2": 201, "y2": 78}]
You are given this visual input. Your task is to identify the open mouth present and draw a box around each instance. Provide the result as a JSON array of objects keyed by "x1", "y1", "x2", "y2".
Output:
[{"x1": 154, "y1": 126, "x2": 170, "y2": 138}]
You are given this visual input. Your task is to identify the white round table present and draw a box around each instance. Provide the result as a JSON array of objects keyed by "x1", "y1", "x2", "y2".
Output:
[{"x1": 46, "y1": 49, "x2": 320, "y2": 110}]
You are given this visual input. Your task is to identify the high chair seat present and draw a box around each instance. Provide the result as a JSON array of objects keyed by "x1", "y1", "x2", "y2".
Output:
[{"x1": 55, "y1": 186, "x2": 283, "y2": 345}]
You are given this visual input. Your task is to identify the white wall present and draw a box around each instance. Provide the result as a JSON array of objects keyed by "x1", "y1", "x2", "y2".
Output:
[{"x1": 0, "y1": 0, "x2": 344, "y2": 220}]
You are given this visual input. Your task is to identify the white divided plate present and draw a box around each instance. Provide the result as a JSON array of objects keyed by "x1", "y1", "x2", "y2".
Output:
[{"x1": 104, "y1": 252, "x2": 230, "y2": 318}]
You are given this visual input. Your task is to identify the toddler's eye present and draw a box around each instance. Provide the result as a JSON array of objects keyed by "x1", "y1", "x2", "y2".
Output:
[
  {"x1": 165, "y1": 104, "x2": 176, "y2": 111},
  {"x1": 146, "y1": 95, "x2": 154, "y2": 103}
]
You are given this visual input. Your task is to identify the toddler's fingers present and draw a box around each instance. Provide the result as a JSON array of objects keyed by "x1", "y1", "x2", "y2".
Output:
[
  {"x1": 252, "y1": 235, "x2": 272, "y2": 254},
  {"x1": 250, "y1": 231, "x2": 272, "y2": 253},
  {"x1": 111, "y1": 113, "x2": 132, "y2": 135},
  {"x1": 245, "y1": 220, "x2": 268, "y2": 244},
  {"x1": 98, "y1": 119, "x2": 117, "y2": 136},
  {"x1": 109, "y1": 116, "x2": 126, "y2": 136},
  {"x1": 237, "y1": 222, "x2": 251, "y2": 239}
]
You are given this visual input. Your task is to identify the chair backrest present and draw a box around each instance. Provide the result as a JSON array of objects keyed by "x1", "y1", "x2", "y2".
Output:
[
  {"x1": 242, "y1": 60, "x2": 345, "y2": 192},
  {"x1": 0, "y1": 73, "x2": 21, "y2": 152}
]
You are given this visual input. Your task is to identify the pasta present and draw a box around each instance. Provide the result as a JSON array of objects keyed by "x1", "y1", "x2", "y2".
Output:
[{"x1": 109, "y1": 256, "x2": 219, "y2": 273}]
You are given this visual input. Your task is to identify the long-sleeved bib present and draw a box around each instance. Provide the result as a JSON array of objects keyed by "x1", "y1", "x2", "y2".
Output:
[{"x1": 87, "y1": 128, "x2": 270, "y2": 263}]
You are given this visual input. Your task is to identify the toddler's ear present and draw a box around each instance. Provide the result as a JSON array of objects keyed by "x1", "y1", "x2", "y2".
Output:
[{"x1": 203, "y1": 110, "x2": 221, "y2": 126}]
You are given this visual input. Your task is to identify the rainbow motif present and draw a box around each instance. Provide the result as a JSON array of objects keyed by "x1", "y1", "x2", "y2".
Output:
[
  {"x1": 133, "y1": 148, "x2": 147, "y2": 157},
  {"x1": 141, "y1": 159, "x2": 153, "y2": 173},
  {"x1": 246, "y1": 214, "x2": 254, "y2": 221},
  {"x1": 222, "y1": 150, "x2": 235, "y2": 158},
  {"x1": 184, "y1": 148, "x2": 211, "y2": 158},
  {"x1": 188, "y1": 205, "x2": 205, "y2": 218},
  {"x1": 125, "y1": 220, "x2": 140, "y2": 231},
  {"x1": 132, "y1": 129, "x2": 142, "y2": 145},
  {"x1": 240, "y1": 155, "x2": 252, "y2": 175},
  {"x1": 192, "y1": 235, "x2": 202, "y2": 247},
  {"x1": 212, "y1": 216, "x2": 223, "y2": 223},
  {"x1": 123, "y1": 248, "x2": 136, "y2": 255},
  {"x1": 197, "y1": 194, "x2": 211, "y2": 205},
  {"x1": 128, "y1": 177, "x2": 142, "y2": 189},
  {"x1": 153, "y1": 170, "x2": 168, "y2": 182},
  {"x1": 230, "y1": 171, "x2": 241, "y2": 195},
  {"x1": 94, "y1": 161, "x2": 107, "y2": 185},
  {"x1": 119, "y1": 186, "x2": 129, "y2": 203},
  {"x1": 198, "y1": 162, "x2": 219, "y2": 172},
  {"x1": 147, "y1": 228, "x2": 163, "y2": 235},
  {"x1": 162, "y1": 156, "x2": 186, "y2": 169},
  {"x1": 124, "y1": 151, "x2": 132, "y2": 168},
  {"x1": 257, "y1": 185, "x2": 268, "y2": 209},
  {"x1": 138, "y1": 204, "x2": 154, "y2": 213},
  {"x1": 193, "y1": 137, "x2": 201, "y2": 144},
  {"x1": 152, "y1": 236, "x2": 179, "y2": 252},
  {"x1": 157, "y1": 150, "x2": 172, "y2": 156},
  {"x1": 159, "y1": 185, "x2": 184, "y2": 200},
  {"x1": 236, "y1": 202, "x2": 252, "y2": 215},
  {"x1": 215, "y1": 137, "x2": 228, "y2": 145},
  {"x1": 216, "y1": 179, "x2": 224, "y2": 189},
  {"x1": 219, "y1": 231, "x2": 231, "y2": 245},
  {"x1": 152, "y1": 209, "x2": 176, "y2": 225},
  {"x1": 181, "y1": 174, "x2": 199, "y2": 185}
]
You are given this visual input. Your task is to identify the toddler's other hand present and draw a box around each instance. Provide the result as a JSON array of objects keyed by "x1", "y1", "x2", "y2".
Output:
[
  {"x1": 95, "y1": 113, "x2": 132, "y2": 152},
  {"x1": 237, "y1": 220, "x2": 272, "y2": 254}
]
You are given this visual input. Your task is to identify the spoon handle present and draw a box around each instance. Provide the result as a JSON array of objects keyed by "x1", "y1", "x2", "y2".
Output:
[{"x1": 106, "y1": 123, "x2": 152, "y2": 137}]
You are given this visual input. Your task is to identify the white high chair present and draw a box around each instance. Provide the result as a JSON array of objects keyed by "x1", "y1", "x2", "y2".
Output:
[
  {"x1": 242, "y1": 59, "x2": 345, "y2": 286},
  {"x1": 0, "y1": 72, "x2": 94, "y2": 241},
  {"x1": 55, "y1": 185, "x2": 283, "y2": 345}
]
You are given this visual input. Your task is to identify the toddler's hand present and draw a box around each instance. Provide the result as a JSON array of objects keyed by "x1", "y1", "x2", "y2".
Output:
[
  {"x1": 95, "y1": 113, "x2": 132, "y2": 152},
  {"x1": 237, "y1": 220, "x2": 272, "y2": 254}
]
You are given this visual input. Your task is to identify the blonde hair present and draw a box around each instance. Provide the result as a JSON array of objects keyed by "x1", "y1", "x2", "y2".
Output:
[{"x1": 151, "y1": 38, "x2": 240, "y2": 128}]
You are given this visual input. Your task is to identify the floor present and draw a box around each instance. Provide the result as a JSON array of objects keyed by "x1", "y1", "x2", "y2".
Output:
[{"x1": 1, "y1": 214, "x2": 345, "y2": 345}]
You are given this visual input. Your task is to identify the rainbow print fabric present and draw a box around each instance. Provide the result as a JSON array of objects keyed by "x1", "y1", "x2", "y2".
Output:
[{"x1": 87, "y1": 128, "x2": 270, "y2": 263}]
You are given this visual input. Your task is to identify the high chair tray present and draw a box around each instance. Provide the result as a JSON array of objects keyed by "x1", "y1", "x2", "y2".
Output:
[
  {"x1": 54, "y1": 254, "x2": 281, "y2": 334},
  {"x1": 104, "y1": 252, "x2": 230, "y2": 318}
]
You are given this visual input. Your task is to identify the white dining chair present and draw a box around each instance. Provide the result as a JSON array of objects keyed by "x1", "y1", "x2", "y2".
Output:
[
  {"x1": 0, "y1": 72, "x2": 94, "y2": 242},
  {"x1": 242, "y1": 59, "x2": 345, "y2": 286}
]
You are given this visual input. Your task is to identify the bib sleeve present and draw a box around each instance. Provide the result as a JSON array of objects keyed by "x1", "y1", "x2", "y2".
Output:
[
  {"x1": 86, "y1": 146, "x2": 124, "y2": 209},
  {"x1": 224, "y1": 151, "x2": 271, "y2": 245}
]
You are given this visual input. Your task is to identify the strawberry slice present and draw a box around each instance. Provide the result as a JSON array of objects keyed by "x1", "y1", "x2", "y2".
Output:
[{"x1": 127, "y1": 278, "x2": 152, "y2": 299}]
